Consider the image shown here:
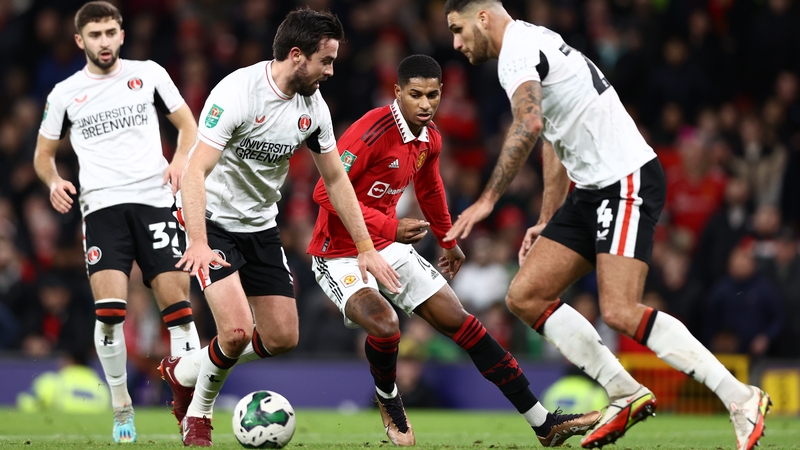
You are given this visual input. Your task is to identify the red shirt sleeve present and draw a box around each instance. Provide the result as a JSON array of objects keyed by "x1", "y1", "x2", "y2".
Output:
[{"x1": 413, "y1": 127, "x2": 456, "y2": 249}]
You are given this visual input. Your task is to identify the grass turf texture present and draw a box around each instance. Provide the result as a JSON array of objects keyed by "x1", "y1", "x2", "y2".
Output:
[{"x1": 0, "y1": 407, "x2": 797, "y2": 449}]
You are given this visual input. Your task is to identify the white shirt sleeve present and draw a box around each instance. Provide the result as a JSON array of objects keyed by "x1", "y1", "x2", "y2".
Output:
[
  {"x1": 150, "y1": 61, "x2": 185, "y2": 114},
  {"x1": 311, "y1": 92, "x2": 336, "y2": 153},
  {"x1": 197, "y1": 74, "x2": 248, "y2": 151},
  {"x1": 498, "y1": 25, "x2": 542, "y2": 100},
  {"x1": 39, "y1": 87, "x2": 67, "y2": 140}
]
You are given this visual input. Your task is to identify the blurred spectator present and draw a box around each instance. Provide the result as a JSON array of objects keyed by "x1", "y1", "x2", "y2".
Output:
[
  {"x1": 728, "y1": 115, "x2": 787, "y2": 207},
  {"x1": 394, "y1": 345, "x2": 442, "y2": 408},
  {"x1": 705, "y1": 240, "x2": 784, "y2": 357},
  {"x1": 451, "y1": 235, "x2": 510, "y2": 313},
  {"x1": 756, "y1": 228, "x2": 800, "y2": 358}
]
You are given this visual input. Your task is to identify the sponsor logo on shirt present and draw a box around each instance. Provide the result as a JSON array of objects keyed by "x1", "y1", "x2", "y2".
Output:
[
  {"x1": 205, "y1": 104, "x2": 224, "y2": 128},
  {"x1": 74, "y1": 104, "x2": 150, "y2": 139},
  {"x1": 74, "y1": 95, "x2": 88, "y2": 103},
  {"x1": 127, "y1": 78, "x2": 143, "y2": 90},
  {"x1": 86, "y1": 246, "x2": 102, "y2": 265},
  {"x1": 341, "y1": 151, "x2": 357, "y2": 173},
  {"x1": 235, "y1": 138, "x2": 296, "y2": 163},
  {"x1": 416, "y1": 149, "x2": 428, "y2": 169},
  {"x1": 341, "y1": 273, "x2": 358, "y2": 287},
  {"x1": 298, "y1": 114, "x2": 312, "y2": 131},
  {"x1": 367, "y1": 181, "x2": 406, "y2": 198},
  {"x1": 255, "y1": 115, "x2": 266, "y2": 125},
  {"x1": 388, "y1": 159, "x2": 399, "y2": 169}
]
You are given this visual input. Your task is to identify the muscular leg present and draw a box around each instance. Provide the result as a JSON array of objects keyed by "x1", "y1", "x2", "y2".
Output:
[
  {"x1": 249, "y1": 293, "x2": 299, "y2": 357},
  {"x1": 597, "y1": 253, "x2": 752, "y2": 409},
  {"x1": 508, "y1": 237, "x2": 639, "y2": 398},
  {"x1": 346, "y1": 288, "x2": 401, "y2": 396},
  {"x1": 184, "y1": 272, "x2": 251, "y2": 419},
  {"x1": 151, "y1": 271, "x2": 200, "y2": 356},
  {"x1": 91, "y1": 269, "x2": 131, "y2": 410}
]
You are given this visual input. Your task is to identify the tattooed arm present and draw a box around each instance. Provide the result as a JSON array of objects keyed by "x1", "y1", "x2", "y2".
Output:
[{"x1": 445, "y1": 80, "x2": 544, "y2": 240}]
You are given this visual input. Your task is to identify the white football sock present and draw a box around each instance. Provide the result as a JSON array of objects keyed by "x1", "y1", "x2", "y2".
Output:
[
  {"x1": 523, "y1": 402, "x2": 550, "y2": 427},
  {"x1": 168, "y1": 321, "x2": 201, "y2": 357},
  {"x1": 94, "y1": 301, "x2": 131, "y2": 409},
  {"x1": 175, "y1": 339, "x2": 267, "y2": 387},
  {"x1": 645, "y1": 311, "x2": 751, "y2": 409},
  {"x1": 541, "y1": 304, "x2": 639, "y2": 398},
  {"x1": 376, "y1": 384, "x2": 398, "y2": 399},
  {"x1": 186, "y1": 346, "x2": 235, "y2": 418}
]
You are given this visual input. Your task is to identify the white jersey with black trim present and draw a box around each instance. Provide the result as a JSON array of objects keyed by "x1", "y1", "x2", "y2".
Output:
[
  {"x1": 39, "y1": 59, "x2": 185, "y2": 216},
  {"x1": 498, "y1": 20, "x2": 656, "y2": 189},
  {"x1": 187, "y1": 60, "x2": 336, "y2": 233}
]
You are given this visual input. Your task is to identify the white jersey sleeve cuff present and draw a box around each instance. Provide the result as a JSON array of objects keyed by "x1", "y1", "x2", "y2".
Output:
[
  {"x1": 198, "y1": 131, "x2": 226, "y2": 151},
  {"x1": 508, "y1": 75, "x2": 541, "y2": 100},
  {"x1": 167, "y1": 99, "x2": 185, "y2": 114},
  {"x1": 39, "y1": 128, "x2": 60, "y2": 140}
]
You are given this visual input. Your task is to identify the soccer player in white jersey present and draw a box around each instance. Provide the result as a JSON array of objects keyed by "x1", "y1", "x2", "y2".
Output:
[
  {"x1": 157, "y1": 8, "x2": 401, "y2": 446},
  {"x1": 33, "y1": 1, "x2": 201, "y2": 444},
  {"x1": 442, "y1": 1, "x2": 770, "y2": 449}
]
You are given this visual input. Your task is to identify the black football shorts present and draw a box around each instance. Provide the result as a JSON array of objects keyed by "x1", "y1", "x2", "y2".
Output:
[
  {"x1": 540, "y1": 157, "x2": 666, "y2": 265},
  {"x1": 83, "y1": 203, "x2": 186, "y2": 287},
  {"x1": 195, "y1": 221, "x2": 295, "y2": 298}
]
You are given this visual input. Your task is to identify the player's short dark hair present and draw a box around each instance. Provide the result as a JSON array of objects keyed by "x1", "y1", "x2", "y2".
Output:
[
  {"x1": 444, "y1": 0, "x2": 500, "y2": 15},
  {"x1": 74, "y1": 1, "x2": 122, "y2": 34},
  {"x1": 273, "y1": 8, "x2": 345, "y2": 61},
  {"x1": 397, "y1": 55, "x2": 442, "y2": 86}
]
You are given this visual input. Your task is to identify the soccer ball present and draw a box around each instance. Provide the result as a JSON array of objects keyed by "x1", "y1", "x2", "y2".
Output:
[{"x1": 232, "y1": 390, "x2": 296, "y2": 448}]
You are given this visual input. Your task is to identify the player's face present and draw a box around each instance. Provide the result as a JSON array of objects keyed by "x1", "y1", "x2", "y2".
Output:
[
  {"x1": 75, "y1": 19, "x2": 124, "y2": 72},
  {"x1": 395, "y1": 78, "x2": 442, "y2": 130},
  {"x1": 447, "y1": 12, "x2": 490, "y2": 65},
  {"x1": 289, "y1": 38, "x2": 338, "y2": 97}
]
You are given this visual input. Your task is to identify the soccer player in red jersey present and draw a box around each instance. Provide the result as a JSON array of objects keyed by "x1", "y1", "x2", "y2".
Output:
[{"x1": 307, "y1": 54, "x2": 601, "y2": 447}]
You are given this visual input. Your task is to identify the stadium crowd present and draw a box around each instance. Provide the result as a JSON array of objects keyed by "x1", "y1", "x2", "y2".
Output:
[{"x1": 0, "y1": 0, "x2": 798, "y2": 392}]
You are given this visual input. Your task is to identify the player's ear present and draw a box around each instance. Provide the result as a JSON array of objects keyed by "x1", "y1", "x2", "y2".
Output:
[
  {"x1": 289, "y1": 47, "x2": 302, "y2": 64},
  {"x1": 119, "y1": 29, "x2": 125, "y2": 45},
  {"x1": 394, "y1": 83, "x2": 402, "y2": 99},
  {"x1": 74, "y1": 33, "x2": 85, "y2": 50}
]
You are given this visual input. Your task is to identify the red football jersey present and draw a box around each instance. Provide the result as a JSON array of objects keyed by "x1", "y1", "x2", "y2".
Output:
[{"x1": 307, "y1": 101, "x2": 455, "y2": 258}]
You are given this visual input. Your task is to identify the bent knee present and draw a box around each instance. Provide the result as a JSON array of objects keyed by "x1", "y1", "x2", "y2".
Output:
[
  {"x1": 261, "y1": 330, "x2": 299, "y2": 355},
  {"x1": 218, "y1": 328, "x2": 252, "y2": 355}
]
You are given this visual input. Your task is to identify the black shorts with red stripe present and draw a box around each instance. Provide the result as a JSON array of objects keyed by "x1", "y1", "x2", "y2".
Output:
[
  {"x1": 540, "y1": 157, "x2": 666, "y2": 265},
  {"x1": 195, "y1": 221, "x2": 295, "y2": 298},
  {"x1": 83, "y1": 203, "x2": 185, "y2": 287}
]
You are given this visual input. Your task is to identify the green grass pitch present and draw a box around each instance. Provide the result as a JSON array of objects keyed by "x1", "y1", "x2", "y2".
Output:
[{"x1": 0, "y1": 407, "x2": 797, "y2": 449}]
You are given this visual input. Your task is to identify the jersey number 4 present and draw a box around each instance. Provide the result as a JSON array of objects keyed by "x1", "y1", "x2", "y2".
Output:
[{"x1": 558, "y1": 43, "x2": 610, "y2": 96}]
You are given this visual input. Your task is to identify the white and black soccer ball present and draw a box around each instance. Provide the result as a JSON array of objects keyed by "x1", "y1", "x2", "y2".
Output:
[{"x1": 232, "y1": 390, "x2": 296, "y2": 448}]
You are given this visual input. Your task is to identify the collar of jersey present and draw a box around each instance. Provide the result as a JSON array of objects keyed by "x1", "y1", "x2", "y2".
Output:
[
  {"x1": 82, "y1": 59, "x2": 124, "y2": 80},
  {"x1": 265, "y1": 61, "x2": 294, "y2": 100},
  {"x1": 390, "y1": 99, "x2": 429, "y2": 144}
]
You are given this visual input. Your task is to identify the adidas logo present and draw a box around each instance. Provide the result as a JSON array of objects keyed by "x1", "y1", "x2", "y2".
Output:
[
  {"x1": 388, "y1": 159, "x2": 400, "y2": 169},
  {"x1": 430, "y1": 269, "x2": 438, "y2": 279}
]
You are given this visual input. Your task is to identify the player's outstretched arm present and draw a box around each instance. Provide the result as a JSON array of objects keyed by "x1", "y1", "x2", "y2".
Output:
[
  {"x1": 175, "y1": 140, "x2": 229, "y2": 276},
  {"x1": 33, "y1": 134, "x2": 76, "y2": 214},
  {"x1": 312, "y1": 148, "x2": 401, "y2": 293},
  {"x1": 518, "y1": 139, "x2": 569, "y2": 265},
  {"x1": 164, "y1": 104, "x2": 199, "y2": 195},
  {"x1": 445, "y1": 80, "x2": 544, "y2": 241}
]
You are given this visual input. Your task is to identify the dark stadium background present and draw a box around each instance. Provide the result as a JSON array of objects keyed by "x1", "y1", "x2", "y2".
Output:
[{"x1": 0, "y1": 0, "x2": 799, "y2": 411}]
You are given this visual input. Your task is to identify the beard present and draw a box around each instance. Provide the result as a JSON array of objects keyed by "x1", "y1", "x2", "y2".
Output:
[
  {"x1": 468, "y1": 25, "x2": 491, "y2": 65},
  {"x1": 288, "y1": 62, "x2": 320, "y2": 97},
  {"x1": 86, "y1": 47, "x2": 120, "y2": 70}
]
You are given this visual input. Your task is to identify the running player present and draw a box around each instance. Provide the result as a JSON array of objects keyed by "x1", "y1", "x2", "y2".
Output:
[
  {"x1": 308, "y1": 54, "x2": 601, "y2": 447},
  {"x1": 158, "y1": 8, "x2": 400, "y2": 446},
  {"x1": 33, "y1": 1, "x2": 200, "y2": 443},
  {"x1": 442, "y1": 1, "x2": 770, "y2": 449}
]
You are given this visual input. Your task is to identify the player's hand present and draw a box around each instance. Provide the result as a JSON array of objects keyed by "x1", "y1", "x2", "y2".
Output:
[
  {"x1": 438, "y1": 244, "x2": 465, "y2": 280},
  {"x1": 176, "y1": 241, "x2": 230, "y2": 277},
  {"x1": 444, "y1": 198, "x2": 495, "y2": 241},
  {"x1": 164, "y1": 153, "x2": 188, "y2": 196},
  {"x1": 49, "y1": 178, "x2": 77, "y2": 214},
  {"x1": 518, "y1": 222, "x2": 546, "y2": 266},
  {"x1": 396, "y1": 218, "x2": 429, "y2": 244},
  {"x1": 357, "y1": 249, "x2": 401, "y2": 294}
]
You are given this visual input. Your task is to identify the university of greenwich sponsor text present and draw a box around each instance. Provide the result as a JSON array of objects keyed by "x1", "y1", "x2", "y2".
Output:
[
  {"x1": 76, "y1": 103, "x2": 150, "y2": 139},
  {"x1": 235, "y1": 137, "x2": 297, "y2": 163}
]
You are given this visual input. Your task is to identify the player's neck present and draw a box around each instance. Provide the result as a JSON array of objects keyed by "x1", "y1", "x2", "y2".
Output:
[
  {"x1": 270, "y1": 59, "x2": 297, "y2": 97},
  {"x1": 85, "y1": 58, "x2": 120, "y2": 76},
  {"x1": 489, "y1": 12, "x2": 514, "y2": 58},
  {"x1": 406, "y1": 121, "x2": 423, "y2": 137}
]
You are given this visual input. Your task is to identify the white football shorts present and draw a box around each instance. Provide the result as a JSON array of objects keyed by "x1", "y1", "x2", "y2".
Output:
[{"x1": 311, "y1": 242, "x2": 447, "y2": 329}]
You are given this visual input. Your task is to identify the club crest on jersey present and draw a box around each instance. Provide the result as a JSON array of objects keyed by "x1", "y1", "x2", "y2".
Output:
[
  {"x1": 127, "y1": 78, "x2": 143, "y2": 90},
  {"x1": 205, "y1": 104, "x2": 224, "y2": 128},
  {"x1": 209, "y1": 249, "x2": 227, "y2": 270},
  {"x1": 86, "y1": 246, "x2": 102, "y2": 265},
  {"x1": 298, "y1": 114, "x2": 312, "y2": 132},
  {"x1": 341, "y1": 273, "x2": 358, "y2": 287},
  {"x1": 416, "y1": 149, "x2": 428, "y2": 170},
  {"x1": 341, "y1": 151, "x2": 357, "y2": 173}
]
